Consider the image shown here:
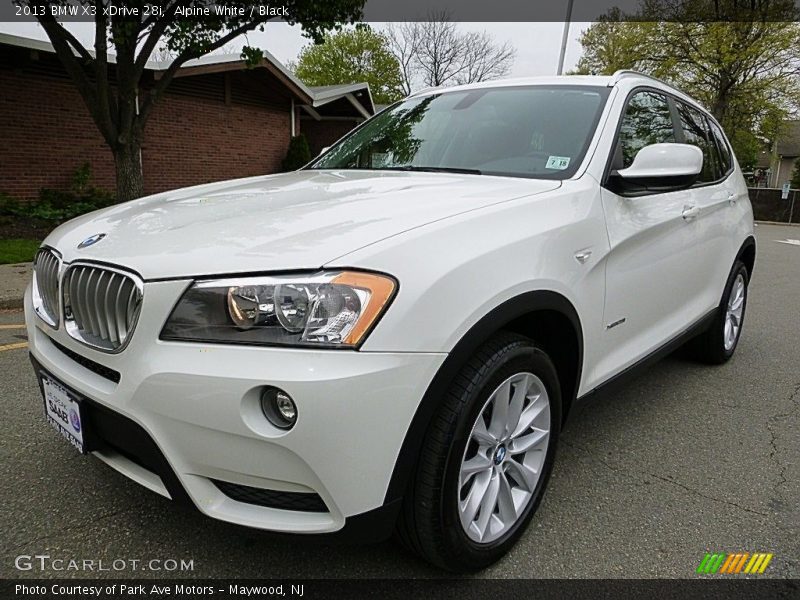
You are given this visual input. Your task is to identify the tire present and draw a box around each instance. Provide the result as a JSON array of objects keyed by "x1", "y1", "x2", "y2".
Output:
[
  {"x1": 689, "y1": 260, "x2": 749, "y2": 364},
  {"x1": 396, "y1": 332, "x2": 561, "y2": 571}
]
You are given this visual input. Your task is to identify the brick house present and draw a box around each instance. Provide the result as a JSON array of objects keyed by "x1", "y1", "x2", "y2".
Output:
[{"x1": 0, "y1": 33, "x2": 374, "y2": 201}]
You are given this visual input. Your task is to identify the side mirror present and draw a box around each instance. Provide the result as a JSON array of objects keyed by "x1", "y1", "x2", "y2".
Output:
[{"x1": 615, "y1": 143, "x2": 702, "y2": 192}]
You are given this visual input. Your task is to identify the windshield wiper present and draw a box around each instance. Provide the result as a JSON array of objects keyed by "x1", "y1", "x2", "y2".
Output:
[{"x1": 381, "y1": 165, "x2": 483, "y2": 175}]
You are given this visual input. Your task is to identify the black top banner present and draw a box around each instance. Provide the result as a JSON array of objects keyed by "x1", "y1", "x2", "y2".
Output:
[{"x1": 3, "y1": 0, "x2": 800, "y2": 23}]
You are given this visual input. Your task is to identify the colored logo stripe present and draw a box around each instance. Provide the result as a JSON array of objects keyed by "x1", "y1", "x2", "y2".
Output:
[
  {"x1": 697, "y1": 553, "x2": 726, "y2": 574},
  {"x1": 745, "y1": 553, "x2": 773, "y2": 574},
  {"x1": 721, "y1": 553, "x2": 748, "y2": 573},
  {"x1": 697, "y1": 553, "x2": 773, "y2": 574}
]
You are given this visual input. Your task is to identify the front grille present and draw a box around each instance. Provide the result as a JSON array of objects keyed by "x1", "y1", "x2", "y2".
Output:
[
  {"x1": 212, "y1": 479, "x2": 328, "y2": 513},
  {"x1": 62, "y1": 264, "x2": 143, "y2": 352},
  {"x1": 50, "y1": 337, "x2": 122, "y2": 383},
  {"x1": 33, "y1": 248, "x2": 61, "y2": 326}
]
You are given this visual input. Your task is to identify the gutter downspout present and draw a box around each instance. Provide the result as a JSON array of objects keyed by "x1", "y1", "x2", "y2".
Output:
[
  {"x1": 290, "y1": 97, "x2": 296, "y2": 138},
  {"x1": 136, "y1": 91, "x2": 143, "y2": 186}
]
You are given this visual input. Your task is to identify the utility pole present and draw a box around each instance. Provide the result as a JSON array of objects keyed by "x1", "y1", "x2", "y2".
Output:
[{"x1": 557, "y1": 0, "x2": 575, "y2": 75}]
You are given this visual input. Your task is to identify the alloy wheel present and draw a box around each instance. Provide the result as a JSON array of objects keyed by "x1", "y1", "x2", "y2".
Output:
[
  {"x1": 724, "y1": 273, "x2": 745, "y2": 351},
  {"x1": 458, "y1": 372, "x2": 551, "y2": 543}
]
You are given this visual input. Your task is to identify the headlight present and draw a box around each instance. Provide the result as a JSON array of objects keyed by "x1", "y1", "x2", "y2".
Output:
[{"x1": 160, "y1": 271, "x2": 396, "y2": 348}]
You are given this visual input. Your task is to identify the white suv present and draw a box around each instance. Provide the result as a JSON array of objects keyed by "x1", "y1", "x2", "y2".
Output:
[{"x1": 26, "y1": 71, "x2": 754, "y2": 571}]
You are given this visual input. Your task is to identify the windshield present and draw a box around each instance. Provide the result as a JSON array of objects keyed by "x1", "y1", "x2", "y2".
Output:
[{"x1": 311, "y1": 85, "x2": 610, "y2": 180}]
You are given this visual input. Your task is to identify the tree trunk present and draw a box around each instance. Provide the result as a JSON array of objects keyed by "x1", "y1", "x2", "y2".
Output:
[
  {"x1": 711, "y1": 74, "x2": 731, "y2": 124},
  {"x1": 113, "y1": 143, "x2": 144, "y2": 203},
  {"x1": 711, "y1": 94, "x2": 728, "y2": 124}
]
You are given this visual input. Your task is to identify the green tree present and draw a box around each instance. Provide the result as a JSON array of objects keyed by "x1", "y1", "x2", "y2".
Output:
[
  {"x1": 571, "y1": 8, "x2": 651, "y2": 76},
  {"x1": 293, "y1": 25, "x2": 404, "y2": 104},
  {"x1": 573, "y1": 0, "x2": 800, "y2": 169},
  {"x1": 19, "y1": 0, "x2": 364, "y2": 202},
  {"x1": 281, "y1": 134, "x2": 312, "y2": 171}
]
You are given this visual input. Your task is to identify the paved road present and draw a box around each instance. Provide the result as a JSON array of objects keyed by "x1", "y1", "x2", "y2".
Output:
[{"x1": 1, "y1": 223, "x2": 798, "y2": 579}]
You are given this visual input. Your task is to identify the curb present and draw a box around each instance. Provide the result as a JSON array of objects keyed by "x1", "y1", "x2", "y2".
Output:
[
  {"x1": 0, "y1": 298, "x2": 23, "y2": 310},
  {"x1": 0, "y1": 261, "x2": 31, "y2": 312},
  {"x1": 754, "y1": 220, "x2": 800, "y2": 227}
]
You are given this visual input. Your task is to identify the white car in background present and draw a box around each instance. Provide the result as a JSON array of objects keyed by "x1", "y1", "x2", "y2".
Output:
[{"x1": 26, "y1": 71, "x2": 754, "y2": 571}]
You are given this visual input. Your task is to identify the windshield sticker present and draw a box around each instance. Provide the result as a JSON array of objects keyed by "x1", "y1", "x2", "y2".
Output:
[{"x1": 545, "y1": 156, "x2": 571, "y2": 170}]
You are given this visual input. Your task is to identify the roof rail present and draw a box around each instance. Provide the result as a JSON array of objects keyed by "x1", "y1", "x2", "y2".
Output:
[
  {"x1": 608, "y1": 69, "x2": 675, "y2": 90},
  {"x1": 608, "y1": 69, "x2": 716, "y2": 117}
]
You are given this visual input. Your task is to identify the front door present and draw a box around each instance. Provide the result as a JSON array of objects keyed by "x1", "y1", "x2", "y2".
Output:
[{"x1": 598, "y1": 89, "x2": 706, "y2": 381}]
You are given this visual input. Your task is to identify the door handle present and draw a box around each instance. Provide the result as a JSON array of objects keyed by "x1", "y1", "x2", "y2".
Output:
[{"x1": 682, "y1": 205, "x2": 700, "y2": 221}]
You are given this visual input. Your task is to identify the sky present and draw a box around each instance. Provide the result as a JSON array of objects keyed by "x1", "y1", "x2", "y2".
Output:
[{"x1": 0, "y1": 21, "x2": 588, "y2": 81}]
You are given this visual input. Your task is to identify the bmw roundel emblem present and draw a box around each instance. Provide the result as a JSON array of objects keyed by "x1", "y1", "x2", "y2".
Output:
[{"x1": 77, "y1": 233, "x2": 106, "y2": 249}]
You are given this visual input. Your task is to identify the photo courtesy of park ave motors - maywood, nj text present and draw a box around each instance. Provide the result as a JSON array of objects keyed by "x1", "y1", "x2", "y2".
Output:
[{"x1": 0, "y1": 0, "x2": 798, "y2": 596}]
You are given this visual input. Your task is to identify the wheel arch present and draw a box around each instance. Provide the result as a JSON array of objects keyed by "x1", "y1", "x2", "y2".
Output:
[
  {"x1": 736, "y1": 236, "x2": 756, "y2": 279},
  {"x1": 383, "y1": 290, "x2": 583, "y2": 504}
]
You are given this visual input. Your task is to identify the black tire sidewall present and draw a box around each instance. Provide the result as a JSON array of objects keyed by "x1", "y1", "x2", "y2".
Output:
[
  {"x1": 439, "y1": 344, "x2": 561, "y2": 569},
  {"x1": 716, "y1": 262, "x2": 749, "y2": 360}
]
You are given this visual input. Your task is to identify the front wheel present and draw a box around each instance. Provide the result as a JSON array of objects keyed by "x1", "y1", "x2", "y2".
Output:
[{"x1": 396, "y1": 333, "x2": 561, "y2": 571}]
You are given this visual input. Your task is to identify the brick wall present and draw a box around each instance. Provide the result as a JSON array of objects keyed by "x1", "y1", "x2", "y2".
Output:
[
  {"x1": 0, "y1": 62, "x2": 292, "y2": 201},
  {"x1": 0, "y1": 68, "x2": 116, "y2": 200},
  {"x1": 0, "y1": 50, "x2": 363, "y2": 202},
  {"x1": 301, "y1": 118, "x2": 361, "y2": 157},
  {"x1": 142, "y1": 82, "x2": 291, "y2": 195}
]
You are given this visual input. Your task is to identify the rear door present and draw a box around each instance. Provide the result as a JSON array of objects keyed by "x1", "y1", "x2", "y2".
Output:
[
  {"x1": 597, "y1": 89, "x2": 703, "y2": 381},
  {"x1": 672, "y1": 101, "x2": 739, "y2": 310}
]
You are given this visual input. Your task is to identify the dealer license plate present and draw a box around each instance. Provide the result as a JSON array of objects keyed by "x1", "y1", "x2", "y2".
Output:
[{"x1": 41, "y1": 374, "x2": 86, "y2": 454}]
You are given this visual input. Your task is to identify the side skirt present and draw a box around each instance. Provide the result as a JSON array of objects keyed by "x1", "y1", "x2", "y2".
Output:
[{"x1": 565, "y1": 308, "x2": 717, "y2": 426}]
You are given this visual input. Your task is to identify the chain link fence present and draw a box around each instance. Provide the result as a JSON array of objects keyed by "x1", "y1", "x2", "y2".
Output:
[{"x1": 748, "y1": 187, "x2": 799, "y2": 223}]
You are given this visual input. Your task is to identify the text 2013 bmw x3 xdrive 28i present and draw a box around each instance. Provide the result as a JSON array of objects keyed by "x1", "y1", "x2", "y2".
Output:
[{"x1": 26, "y1": 71, "x2": 754, "y2": 571}]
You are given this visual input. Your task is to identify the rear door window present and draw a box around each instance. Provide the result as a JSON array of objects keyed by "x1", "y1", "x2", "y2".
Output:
[
  {"x1": 676, "y1": 102, "x2": 720, "y2": 183},
  {"x1": 708, "y1": 119, "x2": 733, "y2": 175}
]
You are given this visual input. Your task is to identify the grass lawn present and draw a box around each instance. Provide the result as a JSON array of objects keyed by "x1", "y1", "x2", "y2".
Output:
[{"x1": 0, "y1": 238, "x2": 40, "y2": 264}]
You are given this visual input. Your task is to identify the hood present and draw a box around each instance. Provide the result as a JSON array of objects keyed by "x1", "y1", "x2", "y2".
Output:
[{"x1": 44, "y1": 170, "x2": 560, "y2": 279}]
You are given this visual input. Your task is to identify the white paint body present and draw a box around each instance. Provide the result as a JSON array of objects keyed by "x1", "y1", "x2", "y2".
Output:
[
  {"x1": 617, "y1": 142, "x2": 703, "y2": 179},
  {"x1": 25, "y1": 73, "x2": 754, "y2": 532}
]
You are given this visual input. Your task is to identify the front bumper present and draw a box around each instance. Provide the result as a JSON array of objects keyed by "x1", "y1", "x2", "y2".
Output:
[{"x1": 24, "y1": 281, "x2": 445, "y2": 536}]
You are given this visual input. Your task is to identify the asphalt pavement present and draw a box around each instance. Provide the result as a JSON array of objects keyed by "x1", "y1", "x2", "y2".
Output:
[{"x1": 1, "y1": 223, "x2": 798, "y2": 579}]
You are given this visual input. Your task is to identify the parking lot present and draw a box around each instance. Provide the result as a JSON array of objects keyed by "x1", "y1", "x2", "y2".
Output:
[{"x1": 1, "y1": 222, "x2": 797, "y2": 579}]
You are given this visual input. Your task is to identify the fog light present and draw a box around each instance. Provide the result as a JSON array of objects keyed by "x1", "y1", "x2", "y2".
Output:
[{"x1": 260, "y1": 387, "x2": 297, "y2": 429}]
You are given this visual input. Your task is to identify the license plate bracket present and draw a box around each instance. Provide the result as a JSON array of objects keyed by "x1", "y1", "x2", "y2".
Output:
[{"x1": 41, "y1": 373, "x2": 87, "y2": 454}]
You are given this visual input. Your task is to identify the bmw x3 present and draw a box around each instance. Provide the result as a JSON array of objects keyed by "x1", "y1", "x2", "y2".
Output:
[{"x1": 26, "y1": 71, "x2": 755, "y2": 571}]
